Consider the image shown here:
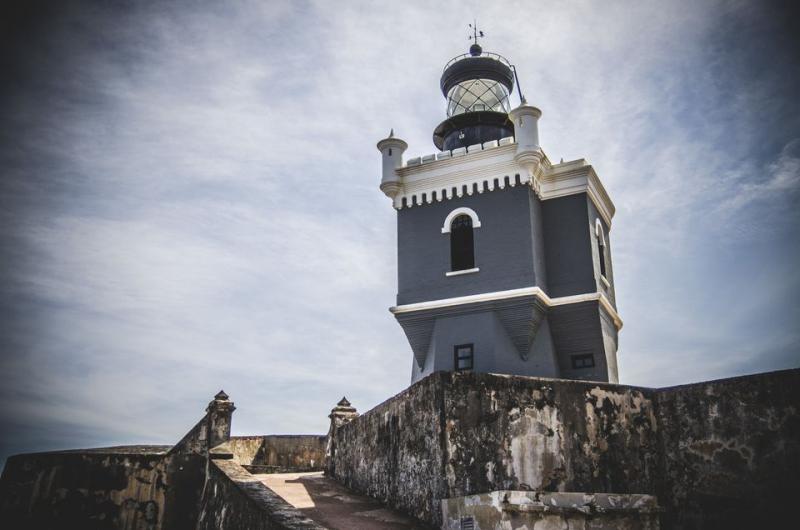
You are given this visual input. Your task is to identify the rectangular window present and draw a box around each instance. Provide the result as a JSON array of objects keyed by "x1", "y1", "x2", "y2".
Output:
[
  {"x1": 460, "y1": 517, "x2": 475, "y2": 530},
  {"x1": 571, "y1": 353, "x2": 595, "y2": 369},
  {"x1": 454, "y1": 344, "x2": 474, "y2": 372}
]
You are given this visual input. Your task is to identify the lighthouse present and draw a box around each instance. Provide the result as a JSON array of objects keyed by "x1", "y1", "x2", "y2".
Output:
[{"x1": 378, "y1": 35, "x2": 622, "y2": 384}]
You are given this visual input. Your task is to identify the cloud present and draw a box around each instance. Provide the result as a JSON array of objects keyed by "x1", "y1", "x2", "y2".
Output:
[
  {"x1": 0, "y1": 0, "x2": 798, "y2": 464},
  {"x1": 714, "y1": 138, "x2": 800, "y2": 215}
]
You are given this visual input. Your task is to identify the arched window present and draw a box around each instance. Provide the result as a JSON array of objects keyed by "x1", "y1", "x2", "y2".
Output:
[
  {"x1": 450, "y1": 214, "x2": 475, "y2": 271},
  {"x1": 595, "y1": 219, "x2": 608, "y2": 279},
  {"x1": 442, "y1": 207, "x2": 481, "y2": 275}
]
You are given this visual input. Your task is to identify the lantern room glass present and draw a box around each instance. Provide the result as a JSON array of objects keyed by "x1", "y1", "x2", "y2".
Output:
[{"x1": 446, "y1": 78, "x2": 511, "y2": 117}]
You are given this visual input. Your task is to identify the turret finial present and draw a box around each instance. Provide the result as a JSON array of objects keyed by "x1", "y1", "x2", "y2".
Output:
[{"x1": 389, "y1": 128, "x2": 394, "y2": 138}]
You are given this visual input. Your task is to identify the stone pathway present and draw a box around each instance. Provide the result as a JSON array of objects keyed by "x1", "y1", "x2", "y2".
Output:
[{"x1": 253, "y1": 472, "x2": 427, "y2": 530}]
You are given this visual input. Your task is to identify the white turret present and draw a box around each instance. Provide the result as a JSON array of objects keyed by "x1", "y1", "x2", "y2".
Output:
[
  {"x1": 377, "y1": 129, "x2": 408, "y2": 198},
  {"x1": 508, "y1": 103, "x2": 543, "y2": 177}
]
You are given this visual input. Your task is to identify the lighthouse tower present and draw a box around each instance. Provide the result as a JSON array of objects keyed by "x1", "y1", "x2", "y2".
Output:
[{"x1": 378, "y1": 38, "x2": 622, "y2": 384}]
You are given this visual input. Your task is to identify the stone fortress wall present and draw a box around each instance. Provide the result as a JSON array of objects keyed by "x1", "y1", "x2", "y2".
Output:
[
  {"x1": 1, "y1": 368, "x2": 798, "y2": 529},
  {"x1": 329, "y1": 369, "x2": 799, "y2": 529},
  {"x1": 0, "y1": 391, "x2": 326, "y2": 530}
]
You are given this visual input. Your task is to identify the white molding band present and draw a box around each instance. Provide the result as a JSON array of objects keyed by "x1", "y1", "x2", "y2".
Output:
[
  {"x1": 441, "y1": 207, "x2": 482, "y2": 233},
  {"x1": 445, "y1": 267, "x2": 480, "y2": 277},
  {"x1": 390, "y1": 286, "x2": 623, "y2": 330}
]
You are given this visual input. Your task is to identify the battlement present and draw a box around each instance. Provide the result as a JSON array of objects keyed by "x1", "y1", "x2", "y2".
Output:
[{"x1": 403, "y1": 135, "x2": 517, "y2": 169}]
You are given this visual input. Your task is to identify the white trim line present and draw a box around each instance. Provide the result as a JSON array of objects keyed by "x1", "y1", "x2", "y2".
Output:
[
  {"x1": 600, "y1": 275, "x2": 611, "y2": 288},
  {"x1": 441, "y1": 207, "x2": 482, "y2": 233},
  {"x1": 445, "y1": 267, "x2": 480, "y2": 277},
  {"x1": 390, "y1": 286, "x2": 623, "y2": 329}
]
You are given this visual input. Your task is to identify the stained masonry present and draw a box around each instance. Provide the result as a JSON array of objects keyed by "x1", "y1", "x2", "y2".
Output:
[{"x1": 1, "y1": 368, "x2": 798, "y2": 529}]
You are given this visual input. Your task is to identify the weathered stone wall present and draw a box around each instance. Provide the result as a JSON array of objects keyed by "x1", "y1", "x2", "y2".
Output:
[
  {"x1": 332, "y1": 373, "x2": 446, "y2": 527},
  {"x1": 655, "y1": 369, "x2": 799, "y2": 530},
  {"x1": 443, "y1": 372, "x2": 659, "y2": 498},
  {"x1": 196, "y1": 459, "x2": 324, "y2": 530},
  {"x1": 0, "y1": 448, "x2": 170, "y2": 530},
  {"x1": 1, "y1": 392, "x2": 229, "y2": 530},
  {"x1": 260, "y1": 435, "x2": 326, "y2": 472},
  {"x1": 228, "y1": 436, "x2": 265, "y2": 465},
  {"x1": 229, "y1": 435, "x2": 326, "y2": 472},
  {"x1": 331, "y1": 369, "x2": 800, "y2": 529},
  {"x1": 441, "y1": 491, "x2": 660, "y2": 530}
]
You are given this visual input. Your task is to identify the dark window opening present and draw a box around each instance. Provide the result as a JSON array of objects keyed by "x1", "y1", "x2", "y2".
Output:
[
  {"x1": 460, "y1": 517, "x2": 475, "y2": 530},
  {"x1": 571, "y1": 353, "x2": 595, "y2": 369},
  {"x1": 388, "y1": 148, "x2": 392, "y2": 156},
  {"x1": 598, "y1": 240, "x2": 607, "y2": 278},
  {"x1": 450, "y1": 214, "x2": 475, "y2": 271},
  {"x1": 454, "y1": 344, "x2": 474, "y2": 372}
]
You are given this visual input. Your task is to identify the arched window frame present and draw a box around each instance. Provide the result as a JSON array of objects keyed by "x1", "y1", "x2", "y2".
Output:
[
  {"x1": 443, "y1": 207, "x2": 481, "y2": 276},
  {"x1": 441, "y1": 207, "x2": 482, "y2": 234},
  {"x1": 595, "y1": 218, "x2": 609, "y2": 283}
]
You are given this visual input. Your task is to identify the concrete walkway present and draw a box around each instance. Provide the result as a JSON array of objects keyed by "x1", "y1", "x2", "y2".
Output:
[{"x1": 253, "y1": 472, "x2": 427, "y2": 530}]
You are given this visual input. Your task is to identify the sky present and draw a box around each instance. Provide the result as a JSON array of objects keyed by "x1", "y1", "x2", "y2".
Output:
[{"x1": 1, "y1": 0, "x2": 798, "y2": 465}]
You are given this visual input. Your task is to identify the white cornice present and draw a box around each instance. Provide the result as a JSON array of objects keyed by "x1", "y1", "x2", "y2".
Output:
[
  {"x1": 390, "y1": 286, "x2": 623, "y2": 330},
  {"x1": 389, "y1": 144, "x2": 616, "y2": 227},
  {"x1": 539, "y1": 160, "x2": 616, "y2": 226}
]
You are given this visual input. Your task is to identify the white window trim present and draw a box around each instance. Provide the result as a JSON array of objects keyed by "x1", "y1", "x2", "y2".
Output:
[
  {"x1": 445, "y1": 267, "x2": 480, "y2": 277},
  {"x1": 441, "y1": 207, "x2": 482, "y2": 234},
  {"x1": 594, "y1": 218, "x2": 606, "y2": 245}
]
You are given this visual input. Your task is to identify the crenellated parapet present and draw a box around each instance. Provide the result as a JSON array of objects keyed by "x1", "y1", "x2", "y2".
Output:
[{"x1": 378, "y1": 133, "x2": 615, "y2": 230}]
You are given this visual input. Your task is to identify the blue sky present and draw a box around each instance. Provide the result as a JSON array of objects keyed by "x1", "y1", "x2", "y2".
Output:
[{"x1": 1, "y1": 0, "x2": 798, "y2": 465}]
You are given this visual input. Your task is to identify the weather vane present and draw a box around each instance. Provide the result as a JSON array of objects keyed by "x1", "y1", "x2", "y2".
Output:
[{"x1": 468, "y1": 20, "x2": 484, "y2": 45}]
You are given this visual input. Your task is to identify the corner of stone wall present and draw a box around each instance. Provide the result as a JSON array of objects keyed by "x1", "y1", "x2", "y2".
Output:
[
  {"x1": 169, "y1": 390, "x2": 236, "y2": 458},
  {"x1": 197, "y1": 459, "x2": 326, "y2": 530}
]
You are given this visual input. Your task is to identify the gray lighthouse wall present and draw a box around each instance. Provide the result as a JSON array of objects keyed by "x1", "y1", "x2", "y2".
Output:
[
  {"x1": 396, "y1": 183, "x2": 540, "y2": 306},
  {"x1": 396, "y1": 185, "x2": 619, "y2": 383},
  {"x1": 541, "y1": 193, "x2": 597, "y2": 298},
  {"x1": 410, "y1": 310, "x2": 560, "y2": 384}
]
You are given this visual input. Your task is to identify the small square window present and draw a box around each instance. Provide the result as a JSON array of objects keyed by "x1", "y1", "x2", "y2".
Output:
[
  {"x1": 571, "y1": 353, "x2": 595, "y2": 369},
  {"x1": 454, "y1": 344, "x2": 474, "y2": 372}
]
